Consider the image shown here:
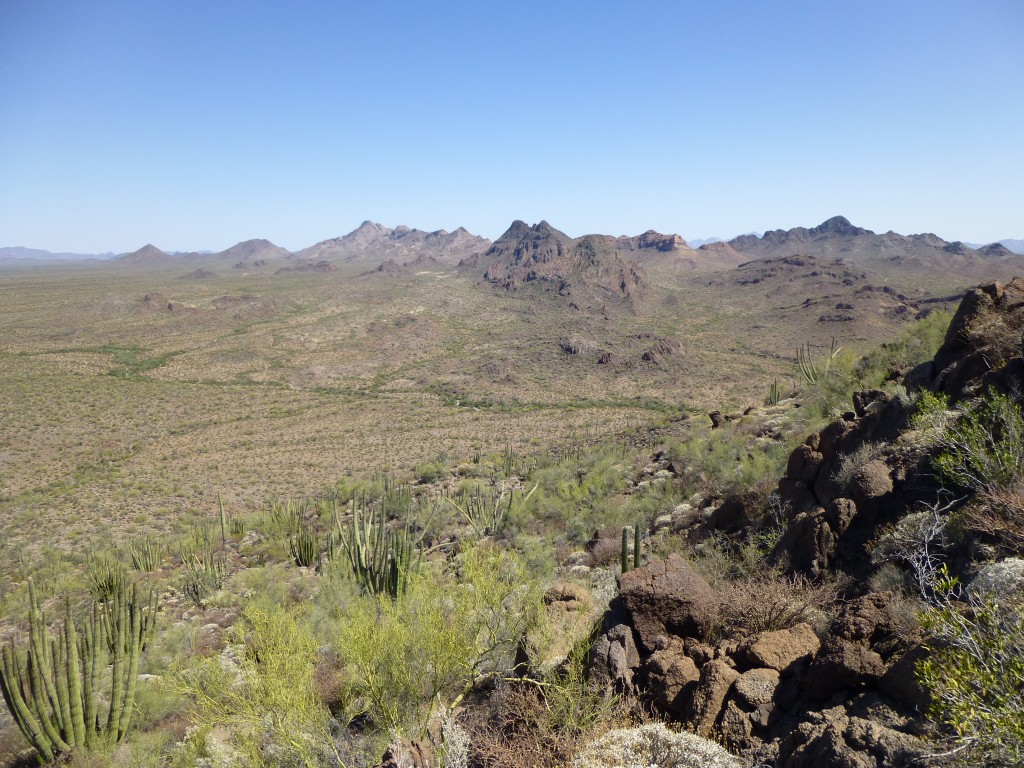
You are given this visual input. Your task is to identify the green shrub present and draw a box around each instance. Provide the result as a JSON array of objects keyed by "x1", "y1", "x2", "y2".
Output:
[
  {"x1": 927, "y1": 389, "x2": 1024, "y2": 496},
  {"x1": 172, "y1": 602, "x2": 340, "y2": 767},
  {"x1": 914, "y1": 389, "x2": 1024, "y2": 550},
  {"x1": 335, "y1": 542, "x2": 541, "y2": 738},
  {"x1": 917, "y1": 567, "x2": 1024, "y2": 766}
]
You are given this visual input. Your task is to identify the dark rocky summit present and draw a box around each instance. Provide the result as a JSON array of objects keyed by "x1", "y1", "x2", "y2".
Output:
[{"x1": 480, "y1": 220, "x2": 648, "y2": 304}]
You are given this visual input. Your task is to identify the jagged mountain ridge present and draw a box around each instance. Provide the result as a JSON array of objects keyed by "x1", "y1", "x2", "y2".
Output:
[
  {"x1": 721, "y1": 215, "x2": 1024, "y2": 283},
  {"x1": 293, "y1": 221, "x2": 491, "y2": 266},
  {"x1": 479, "y1": 220, "x2": 649, "y2": 304}
]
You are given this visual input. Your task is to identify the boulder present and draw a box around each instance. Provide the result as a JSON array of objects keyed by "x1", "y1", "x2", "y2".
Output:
[
  {"x1": 772, "y1": 508, "x2": 836, "y2": 575},
  {"x1": 587, "y1": 623, "x2": 641, "y2": 693},
  {"x1": 739, "y1": 623, "x2": 820, "y2": 672},
  {"x1": 643, "y1": 638, "x2": 701, "y2": 717},
  {"x1": 617, "y1": 554, "x2": 718, "y2": 652},
  {"x1": 685, "y1": 659, "x2": 740, "y2": 737},
  {"x1": 732, "y1": 666, "x2": 782, "y2": 707},
  {"x1": 780, "y1": 705, "x2": 926, "y2": 768},
  {"x1": 832, "y1": 593, "x2": 902, "y2": 645},
  {"x1": 803, "y1": 640, "x2": 886, "y2": 700}
]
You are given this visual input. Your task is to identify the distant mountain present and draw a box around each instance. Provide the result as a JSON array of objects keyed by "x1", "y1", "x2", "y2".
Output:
[
  {"x1": 113, "y1": 244, "x2": 174, "y2": 266},
  {"x1": 205, "y1": 239, "x2": 290, "y2": 264},
  {"x1": 1000, "y1": 239, "x2": 1024, "y2": 255},
  {"x1": 686, "y1": 237, "x2": 722, "y2": 248},
  {"x1": 724, "y1": 216, "x2": 1024, "y2": 283},
  {"x1": 0, "y1": 246, "x2": 117, "y2": 261},
  {"x1": 293, "y1": 222, "x2": 490, "y2": 267},
  {"x1": 612, "y1": 230, "x2": 748, "y2": 272},
  {"x1": 480, "y1": 220, "x2": 648, "y2": 304}
]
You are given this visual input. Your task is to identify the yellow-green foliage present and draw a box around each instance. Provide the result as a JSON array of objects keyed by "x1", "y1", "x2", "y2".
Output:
[
  {"x1": 172, "y1": 602, "x2": 339, "y2": 768},
  {"x1": 857, "y1": 309, "x2": 952, "y2": 387},
  {"x1": 666, "y1": 425, "x2": 789, "y2": 497},
  {"x1": 335, "y1": 542, "x2": 541, "y2": 738},
  {"x1": 917, "y1": 568, "x2": 1024, "y2": 765}
]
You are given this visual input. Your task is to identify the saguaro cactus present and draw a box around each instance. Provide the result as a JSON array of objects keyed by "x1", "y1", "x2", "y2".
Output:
[
  {"x1": 621, "y1": 523, "x2": 643, "y2": 574},
  {"x1": 0, "y1": 579, "x2": 157, "y2": 763}
]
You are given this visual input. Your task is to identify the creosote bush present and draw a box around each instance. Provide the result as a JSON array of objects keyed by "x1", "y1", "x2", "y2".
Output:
[{"x1": 335, "y1": 541, "x2": 541, "y2": 738}]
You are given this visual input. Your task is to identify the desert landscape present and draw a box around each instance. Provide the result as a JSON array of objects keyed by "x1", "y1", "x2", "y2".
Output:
[
  {"x1": 3, "y1": 213, "x2": 1024, "y2": 767},
  {"x1": 3, "y1": 2, "x2": 1023, "y2": 767}
]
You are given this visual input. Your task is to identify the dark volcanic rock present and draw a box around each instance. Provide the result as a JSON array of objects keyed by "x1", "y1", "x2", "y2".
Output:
[{"x1": 617, "y1": 554, "x2": 718, "y2": 652}]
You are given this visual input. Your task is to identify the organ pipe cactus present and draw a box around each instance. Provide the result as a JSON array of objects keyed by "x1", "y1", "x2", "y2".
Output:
[
  {"x1": 0, "y1": 579, "x2": 157, "y2": 763},
  {"x1": 289, "y1": 525, "x2": 319, "y2": 568},
  {"x1": 336, "y1": 502, "x2": 418, "y2": 599}
]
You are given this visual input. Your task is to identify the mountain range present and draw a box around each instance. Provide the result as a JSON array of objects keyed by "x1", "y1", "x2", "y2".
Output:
[
  {"x1": 4, "y1": 218, "x2": 1024, "y2": 300},
  {"x1": 4, "y1": 221, "x2": 1023, "y2": 266}
]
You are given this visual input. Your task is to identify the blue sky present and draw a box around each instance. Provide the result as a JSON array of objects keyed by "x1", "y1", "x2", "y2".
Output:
[{"x1": 1, "y1": 1, "x2": 1021, "y2": 253}]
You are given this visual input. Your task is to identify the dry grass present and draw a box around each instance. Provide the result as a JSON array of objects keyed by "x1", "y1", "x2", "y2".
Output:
[{"x1": 0, "y1": 257, "x2": 949, "y2": 572}]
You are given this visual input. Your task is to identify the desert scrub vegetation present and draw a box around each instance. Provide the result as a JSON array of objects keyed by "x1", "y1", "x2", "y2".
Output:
[
  {"x1": 913, "y1": 388, "x2": 1024, "y2": 551},
  {"x1": 917, "y1": 566, "x2": 1024, "y2": 767},
  {"x1": 333, "y1": 542, "x2": 540, "y2": 740},
  {"x1": 794, "y1": 310, "x2": 951, "y2": 426},
  {"x1": 172, "y1": 602, "x2": 340, "y2": 768}
]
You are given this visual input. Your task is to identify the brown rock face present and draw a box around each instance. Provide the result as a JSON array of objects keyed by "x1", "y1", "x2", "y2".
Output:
[
  {"x1": 739, "y1": 623, "x2": 821, "y2": 672},
  {"x1": 587, "y1": 623, "x2": 641, "y2": 693},
  {"x1": 618, "y1": 554, "x2": 719, "y2": 652},
  {"x1": 930, "y1": 278, "x2": 1024, "y2": 401},
  {"x1": 780, "y1": 705, "x2": 927, "y2": 768},
  {"x1": 802, "y1": 640, "x2": 886, "y2": 700},
  {"x1": 643, "y1": 638, "x2": 701, "y2": 716},
  {"x1": 685, "y1": 659, "x2": 740, "y2": 737}
]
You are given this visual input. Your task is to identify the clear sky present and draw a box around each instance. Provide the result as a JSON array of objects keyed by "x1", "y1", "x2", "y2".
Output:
[{"x1": 1, "y1": 1, "x2": 1022, "y2": 253}]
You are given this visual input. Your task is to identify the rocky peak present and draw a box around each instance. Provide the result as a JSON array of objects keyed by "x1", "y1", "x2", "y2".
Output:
[
  {"x1": 809, "y1": 215, "x2": 872, "y2": 238},
  {"x1": 635, "y1": 230, "x2": 689, "y2": 252},
  {"x1": 482, "y1": 220, "x2": 647, "y2": 302}
]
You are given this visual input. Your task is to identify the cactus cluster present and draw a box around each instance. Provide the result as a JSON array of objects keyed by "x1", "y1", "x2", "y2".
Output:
[
  {"x1": 621, "y1": 524, "x2": 642, "y2": 574},
  {"x1": 179, "y1": 544, "x2": 226, "y2": 607},
  {"x1": 86, "y1": 554, "x2": 129, "y2": 602},
  {"x1": 336, "y1": 502, "x2": 418, "y2": 599},
  {"x1": 797, "y1": 337, "x2": 841, "y2": 385},
  {"x1": 128, "y1": 536, "x2": 163, "y2": 572},
  {"x1": 289, "y1": 526, "x2": 319, "y2": 568},
  {"x1": 0, "y1": 579, "x2": 157, "y2": 764},
  {"x1": 766, "y1": 377, "x2": 781, "y2": 406},
  {"x1": 444, "y1": 481, "x2": 538, "y2": 538}
]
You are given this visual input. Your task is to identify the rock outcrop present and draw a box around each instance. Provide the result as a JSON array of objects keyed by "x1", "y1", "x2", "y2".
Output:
[{"x1": 584, "y1": 278, "x2": 1024, "y2": 766}]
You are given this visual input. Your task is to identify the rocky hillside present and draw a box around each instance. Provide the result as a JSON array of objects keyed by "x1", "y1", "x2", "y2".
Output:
[
  {"x1": 722, "y1": 216, "x2": 1024, "y2": 285},
  {"x1": 294, "y1": 221, "x2": 490, "y2": 267},
  {"x1": 586, "y1": 277, "x2": 1024, "y2": 767},
  {"x1": 480, "y1": 220, "x2": 649, "y2": 305}
]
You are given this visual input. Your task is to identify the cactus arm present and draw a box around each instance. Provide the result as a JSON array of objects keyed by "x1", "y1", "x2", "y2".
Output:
[
  {"x1": 64, "y1": 598, "x2": 87, "y2": 747},
  {"x1": 621, "y1": 527, "x2": 630, "y2": 574},
  {"x1": 26, "y1": 586, "x2": 68, "y2": 746},
  {"x1": 116, "y1": 587, "x2": 143, "y2": 740},
  {"x1": 27, "y1": 647, "x2": 69, "y2": 755},
  {"x1": 634, "y1": 524, "x2": 641, "y2": 570},
  {"x1": 51, "y1": 637, "x2": 74, "y2": 747},
  {"x1": 106, "y1": 586, "x2": 126, "y2": 740},
  {"x1": 0, "y1": 646, "x2": 56, "y2": 764}
]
